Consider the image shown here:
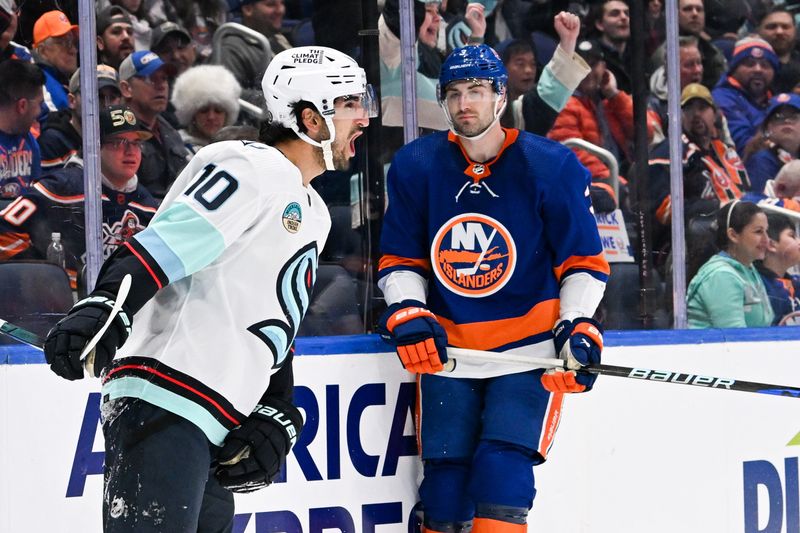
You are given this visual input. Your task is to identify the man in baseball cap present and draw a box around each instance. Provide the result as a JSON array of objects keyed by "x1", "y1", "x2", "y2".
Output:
[
  {"x1": 99, "y1": 104, "x2": 152, "y2": 142},
  {"x1": 118, "y1": 50, "x2": 176, "y2": 82},
  {"x1": 39, "y1": 65, "x2": 124, "y2": 170},
  {"x1": 746, "y1": 92, "x2": 800, "y2": 194},
  {"x1": 0, "y1": 103, "x2": 158, "y2": 283},
  {"x1": 32, "y1": 10, "x2": 78, "y2": 112},
  {"x1": 680, "y1": 82, "x2": 715, "y2": 108},
  {"x1": 68, "y1": 64, "x2": 121, "y2": 97},
  {"x1": 33, "y1": 9, "x2": 78, "y2": 48},
  {"x1": 119, "y1": 50, "x2": 189, "y2": 198},
  {"x1": 150, "y1": 21, "x2": 197, "y2": 76},
  {"x1": 648, "y1": 81, "x2": 748, "y2": 272},
  {"x1": 96, "y1": 5, "x2": 134, "y2": 70}
]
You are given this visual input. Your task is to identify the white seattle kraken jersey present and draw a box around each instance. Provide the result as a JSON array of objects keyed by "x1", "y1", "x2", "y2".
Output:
[{"x1": 103, "y1": 141, "x2": 331, "y2": 445}]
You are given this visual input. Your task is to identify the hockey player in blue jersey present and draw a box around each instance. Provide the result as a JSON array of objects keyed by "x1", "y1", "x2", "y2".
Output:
[
  {"x1": 377, "y1": 44, "x2": 610, "y2": 532},
  {"x1": 42, "y1": 46, "x2": 375, "y2": 532}
]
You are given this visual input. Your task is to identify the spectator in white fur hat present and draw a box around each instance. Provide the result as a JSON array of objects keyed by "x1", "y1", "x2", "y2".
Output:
[{"x1": 170, "y1": 64, "x2": 241, "y2": 154}]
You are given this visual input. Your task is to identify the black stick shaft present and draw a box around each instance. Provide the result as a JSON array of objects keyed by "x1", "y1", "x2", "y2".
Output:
[
  {"x1": 447, "y1": 348, "x2": 800, "y2": 398},
  {"x1": 590, "y1": 363, "x2": 800, "y2": 398}
]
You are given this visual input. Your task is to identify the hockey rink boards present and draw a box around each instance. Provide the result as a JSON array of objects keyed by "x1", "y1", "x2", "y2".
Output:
[{"x1": 2, "y1": 329, "x2": 800, "y2": 532}]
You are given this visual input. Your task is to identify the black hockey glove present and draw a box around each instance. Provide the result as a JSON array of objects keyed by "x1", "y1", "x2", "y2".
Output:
[
  {"x1": 44, "y1": 292, "x2": 132, "y2": 380},
  {"x1": 215, "y1": 397, "x2": 303, "y2": 493}
]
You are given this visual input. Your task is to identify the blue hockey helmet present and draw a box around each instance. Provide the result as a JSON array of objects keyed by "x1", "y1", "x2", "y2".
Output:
[{"x1": 438, "y1": 44, "x2": 508, "y2": 98}]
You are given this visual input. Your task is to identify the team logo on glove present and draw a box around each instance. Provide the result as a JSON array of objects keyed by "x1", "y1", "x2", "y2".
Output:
[{"x1": 431, "y1": 213, "x2": 516, "y2": 298}]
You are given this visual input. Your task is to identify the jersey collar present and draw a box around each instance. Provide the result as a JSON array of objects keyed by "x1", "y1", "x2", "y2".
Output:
[{"x1": 448, "y1": 127, "x2": 519, "y2": 181}]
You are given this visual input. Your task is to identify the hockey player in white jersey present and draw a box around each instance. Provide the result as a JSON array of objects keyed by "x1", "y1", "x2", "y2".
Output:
[{"x1": 43, "y1": 47, "x2": 375, "y2": 532}]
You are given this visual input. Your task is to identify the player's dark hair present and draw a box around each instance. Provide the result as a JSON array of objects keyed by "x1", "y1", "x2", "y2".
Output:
[
  {"x1": 714, "y1": 201, "x2": 764, "y2": 250},
  {"x1": 500, "y1": 39, "x2": 536, "y2": 65},
  {"x1": 766, "y1": 212, "x2": 793, "y2": 242},
  {"x1": 0, "y1": 60, "x2": 45, "y2": 107},
  {"x1": 259, "y1": 100, "x2": 316, "y2": 145}
]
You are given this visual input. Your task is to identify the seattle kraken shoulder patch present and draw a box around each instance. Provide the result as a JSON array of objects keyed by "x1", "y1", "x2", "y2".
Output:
[{"x1": 282, "y1": 202, "x2": 302, "y2": 233}]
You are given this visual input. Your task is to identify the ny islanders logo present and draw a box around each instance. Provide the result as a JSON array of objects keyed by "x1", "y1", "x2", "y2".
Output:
[{"x1": 431, "y1": 213, "x2": 516, "y2": 297}]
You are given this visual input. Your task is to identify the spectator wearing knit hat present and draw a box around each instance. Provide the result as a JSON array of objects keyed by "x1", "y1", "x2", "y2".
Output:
[
  {"x1": 96, "y1": 5, "x2": 135, "y2": 70},
  {"x1": 712, "y1": 36, "x2": 780, "y2": 154},
  {"x1": 170, "y1": 65, "x2": 241, "y2": 154},
  {"x1": 31, "y1": 10, "x2": 78, "y2": 112}
]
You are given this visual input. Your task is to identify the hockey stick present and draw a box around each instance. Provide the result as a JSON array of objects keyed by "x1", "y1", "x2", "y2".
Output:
[
  {"x1": 81, "y1": 273, "x2": 132, "y2": 377},
  {"x1": 0, "y1": 319, "x2": 45, "y2": 349},
  {"x1": 444, "y1": 347, "x2": 800, "y2": 398},
  {"x1": 0, "y1": 274, "x2": 132, "y2": 378}
]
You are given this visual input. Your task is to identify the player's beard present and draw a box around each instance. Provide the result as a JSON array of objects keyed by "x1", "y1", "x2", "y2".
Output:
[
  {"x1": 310, "y1": 138, "x2": 350, "y2": 172},
  {"x1": 453, "y1": 113, "x2": 494, "y2": 138}
]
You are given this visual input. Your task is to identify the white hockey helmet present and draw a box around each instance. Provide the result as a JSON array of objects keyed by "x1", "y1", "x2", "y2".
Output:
[{"x1": 262, "y1": 46, "x2": 377, "y2": 170}]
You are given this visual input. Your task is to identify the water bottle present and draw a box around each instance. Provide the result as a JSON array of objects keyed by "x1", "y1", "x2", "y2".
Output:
[{"x1": 46, "y1": 232, "x2": 66, "y2": 269}]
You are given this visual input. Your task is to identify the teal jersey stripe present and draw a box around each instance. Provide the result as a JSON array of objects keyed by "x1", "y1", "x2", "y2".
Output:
[
  {"x1": 134, "y1": 228, "x2": 186, "y2": 283},
  {"x1": 537, "y1": 68, "x2": 571, "y2": 113},
  {"x1": 102, "y1": 376, "x2": 230, "y2": 446},
  {"x1": 136, "y1": 203, "x2": 225, "y2": 283}
]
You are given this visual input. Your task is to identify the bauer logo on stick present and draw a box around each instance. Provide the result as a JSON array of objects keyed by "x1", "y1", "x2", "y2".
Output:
[{"x1": 431, "y1": 213, "x2": 516, "y2": 297}]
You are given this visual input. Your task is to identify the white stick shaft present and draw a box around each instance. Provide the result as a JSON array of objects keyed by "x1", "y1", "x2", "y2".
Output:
[
  {"x1": 446, "y1": 347, "x2": 565, "y2": 371},
  {"x1": 81, "y1": 274, "x2": 132, "y2": 377}
]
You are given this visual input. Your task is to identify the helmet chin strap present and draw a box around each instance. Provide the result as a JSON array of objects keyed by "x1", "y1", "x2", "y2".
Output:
[
  {"x1": 443, "y1": 93, "x2": 507, "y2": 142},
  {"x1": 295, "y1": 116, "x2": 338, "y2": 171}
]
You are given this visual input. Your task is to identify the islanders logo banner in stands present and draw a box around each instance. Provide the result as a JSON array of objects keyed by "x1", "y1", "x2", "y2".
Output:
[{"x1": 431, "y1": 213, "x2": 516, "y2": 297}]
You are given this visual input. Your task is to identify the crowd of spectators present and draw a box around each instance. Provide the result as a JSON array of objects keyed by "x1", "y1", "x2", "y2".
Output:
[{"x1": 1, "y1": 0, "x2": 800, "y2": 333}]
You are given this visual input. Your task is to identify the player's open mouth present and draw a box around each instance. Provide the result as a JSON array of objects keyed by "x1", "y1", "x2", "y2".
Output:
[{"x1": 349, "y1": 131, "x2": 363, "y2": 154}]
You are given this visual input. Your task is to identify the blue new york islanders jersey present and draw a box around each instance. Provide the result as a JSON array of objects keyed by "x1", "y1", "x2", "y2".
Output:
[{"x1": 379, "y1": 129, "x2": 609, "y2": 376}]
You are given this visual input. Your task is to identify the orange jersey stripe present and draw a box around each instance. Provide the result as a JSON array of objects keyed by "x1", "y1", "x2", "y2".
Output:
[
  {"x1": 472, "y1": 518, "x2": 527, "y2": 533},
  {"x1": 437, "y1": 298, "x2": 560, "y2": 350},
  {"x1": 41, "y1": 150, "x2": 77, "y2": 167},
  {"x1": 538, "y1": 391, "x2": 564, "y2": 459},
  {"x1": 128, "y1": 202, "x2": 158, "y2": 213},
  {"x1": 415, "y1": 374, "x2": 422, "y2": 458},
  {"x1": 656, "y1": 195, "x2": 671, "y2": 225},
  {"x1": 0, "y1": 231, "x2": 31, "y2": 259},
  {"x1": 378, "y1": 253, "x2": 431, "y2": 272},
  {"x1": 553, "y1": 253, "x2": 610, "y2": 281},
  {"x1": 32, "y1": 182, "x2": 85, "y2": 203}
]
